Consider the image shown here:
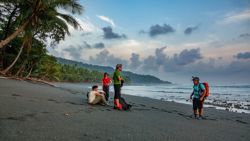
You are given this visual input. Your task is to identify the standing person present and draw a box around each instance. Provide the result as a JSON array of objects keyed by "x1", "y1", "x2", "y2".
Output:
[
  {"x1": 113, "y1": 64, "x2": 123, "y2": 110},
  {"x1": 102, "y1": 72, "x2": 112, "y2": 101},
  {"x1": 190, "y1": 77, "x2": 206, "y2": 119}
]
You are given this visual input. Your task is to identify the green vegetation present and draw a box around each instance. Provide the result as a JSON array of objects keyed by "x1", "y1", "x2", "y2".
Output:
[{"x1": 0, "y1": 0, "x2": 104, "y2": 82}]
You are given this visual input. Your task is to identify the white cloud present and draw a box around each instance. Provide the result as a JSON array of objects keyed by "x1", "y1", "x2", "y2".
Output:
[
  {"x1": 68, "y1": 17, "x2": 101, "y2": 33},
  {"x1": 47, "y1": 16, "x2": 102, "y2": 61},
  {"x1": 218, "y1": 9, "x2": 250, "y2": 25},
  {"x1": 97, "y1": 15, "x2": 115, "y2": 27},
  {"x1": 56, "y1": 8, "x2": 101, "y2": 33}
]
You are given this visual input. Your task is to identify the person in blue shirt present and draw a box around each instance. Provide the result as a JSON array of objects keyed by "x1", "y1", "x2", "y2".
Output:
[{"x1": 190, "y1": 76, "x2": 206, "y2": 119}]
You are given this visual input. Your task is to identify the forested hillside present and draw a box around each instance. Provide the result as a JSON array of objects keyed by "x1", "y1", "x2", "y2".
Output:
[{"x1": 57, "y1": 57, "x2": 171, "y2": 84}]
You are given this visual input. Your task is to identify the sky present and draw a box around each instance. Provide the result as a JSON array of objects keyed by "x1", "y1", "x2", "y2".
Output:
[{"x1": 47, "y1": 0, "x2": 250, "y2": 84}]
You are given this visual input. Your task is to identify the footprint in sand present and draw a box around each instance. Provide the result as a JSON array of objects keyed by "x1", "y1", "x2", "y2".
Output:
[
  {"x1": 151, "y1": 106, "x2": 159, "y2": 110},
  {"x1": 139, "y1": 104, "x2": 146, "y2": 107},
  {"x1": 47, "y1": 99, "x2": 57, "y2": 102},
  {"x1": 235, "y1": 120, "x2": 248, "y2": 124},
  {"x1": 12, "y1": 93, "x2": 21, "y2": 97}
]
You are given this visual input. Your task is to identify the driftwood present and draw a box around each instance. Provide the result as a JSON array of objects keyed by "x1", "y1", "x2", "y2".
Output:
[
  {"x1": 24, "y1": 77, "x2": 55, "y2": 87},
  {"x1": 0, "y1": 75, "x2": 55, "y2": 87}
]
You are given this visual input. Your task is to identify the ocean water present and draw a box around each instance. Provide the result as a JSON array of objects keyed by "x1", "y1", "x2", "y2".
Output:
[
  {"x1": 55, "y1": 83, "x2": 250, "y2": 114},
  {"x1": 121, "y1": 84, "x2": 250, "y2": 113}
]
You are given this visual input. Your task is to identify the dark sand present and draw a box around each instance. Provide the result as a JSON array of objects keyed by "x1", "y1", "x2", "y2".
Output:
[{"x1": 0, "y1": 78, "x2": 250, "y2": 141}]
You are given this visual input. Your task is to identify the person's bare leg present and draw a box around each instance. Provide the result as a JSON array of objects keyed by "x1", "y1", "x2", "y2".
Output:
[
  {"x1": 115, "y1": 99, "x2": 121, "y2": 109},
  {"x1": 199, "y1": 108, "x2": 203, "y2": 117}
]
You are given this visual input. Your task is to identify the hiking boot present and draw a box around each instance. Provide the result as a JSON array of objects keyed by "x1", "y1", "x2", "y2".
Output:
[
  {"x1": 194, "y1": 114, "x2": 198, "y2": 119},
  {"x1": 199, "y1": 115, "x2": 205, "y2": 120}
]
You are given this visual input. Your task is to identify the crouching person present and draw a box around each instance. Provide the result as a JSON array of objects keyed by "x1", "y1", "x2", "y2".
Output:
[{"x1": 88, "y1": 85, "x2": 108, "y2": 106}]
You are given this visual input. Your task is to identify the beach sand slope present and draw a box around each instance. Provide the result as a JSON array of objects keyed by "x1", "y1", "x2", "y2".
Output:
[{"x1": 0, "y1": 78, "x2": 250, "y2": 141}]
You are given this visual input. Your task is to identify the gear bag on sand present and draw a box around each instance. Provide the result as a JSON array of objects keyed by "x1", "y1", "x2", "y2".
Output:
[{"x1": 114, "y1": 97, "x2": 132, "y2": 110}]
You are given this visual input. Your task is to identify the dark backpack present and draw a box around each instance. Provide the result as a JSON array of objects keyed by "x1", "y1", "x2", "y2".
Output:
[{"x1": 119, "y1": 97, "x2": 132, "y2": 110}]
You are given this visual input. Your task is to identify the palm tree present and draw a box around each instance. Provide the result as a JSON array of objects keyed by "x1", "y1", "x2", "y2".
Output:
[
  {"x1": 0, "y1": 0, "x2": 83, "y2": 48},
  {"x1": 0, "y1": 0, "x2": 83, "y2": 74}
]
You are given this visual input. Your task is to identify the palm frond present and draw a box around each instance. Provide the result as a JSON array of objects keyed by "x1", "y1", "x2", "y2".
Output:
[
  {"x1": 54, "y1": 0, "x2": 83, "y2": 15},
  {"x1": 53, "y1": 16, "x2": 70, "y2": 35},
  {"x1": 56, "y1": 12, "x2": 82, "y2": 30}
]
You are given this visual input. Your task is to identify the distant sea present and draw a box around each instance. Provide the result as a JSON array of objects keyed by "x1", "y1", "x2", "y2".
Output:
[{"x1": 55, "y1": 83, "x2": 250, "y2": 114}]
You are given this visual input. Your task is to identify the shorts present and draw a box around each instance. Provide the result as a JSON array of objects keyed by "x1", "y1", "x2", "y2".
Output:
[
  {"x1": 193, "y1": 98, "x2": 204, "y2": 110},
  {"x1": 114, "y1": 84, "x2": 121, "y2": 99}
]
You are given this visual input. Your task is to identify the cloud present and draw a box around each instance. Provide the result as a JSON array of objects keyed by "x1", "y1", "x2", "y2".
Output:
[
  {"x1": 149, "y1": 24, "x2": 175, "y2": 37},
  {"x1": 142, "y1": 56, "x2": 159, "y2": 71},
  {"x1": 63, "y1": 41, "x2": 105, "y2": 60},
  {"x1": 93, "y1": 42, "x2": 105, "y2": 49},
  {"x1": 239, "y1": 33, "x2": 250, "y2": 38},
  {"x1": 173, "y1": 48, "x2": 202, "y2": 65},
  {"x1": 155, "y1": 47, "x2": 167, "y2": 65},
  {"x1": 141, "y1": 47, "x2": 202, "y2": 72},
  {"x1": 56, "y1": 9, "x2": 101, "y2": 33},
  {"x1": 82, "y1": 41, "x2": 92, "y2": 48},
  {"x1": 141, "y1": 47, "x2": 168, "y2": 72},
  {"x1": 102, "y1": 26, "x2": 126, "y2": 39},
  {"x1": 184, "y1": 25, "x2": 199, "y2": 35},
  {"x1": 71, "y1": 17, "x2": 101, "y2": 33},
  {"x1": 63, "y1": 46, "x2": 84, "y2": 61},
  {"x1": 224, "y1": 60, "x2": 250, "y2": 74},
  {"x1": 89, "y1": 49, "x2": 109, "y2": 64},
  {"x1": 140, "y1": 24, "x2": 175, "y2": 37},
  {"x1": 236, "y1": 52, "x2": 250, "y2": 59},
  {"x1": 83, "y1": 44, "x2": 249, "y2": 83},
  {"x1": 81, "y1": 32, "x2": 92, "y2": 36},
  {"x1": 89, "y1": 49, "x2": 128, "y2": 67},
  {"x1": 129, "y1": 53, "x2": 142, "y2": 70},
  {"x1": 218, "y1": 9, "x2": 250, "y2": 25},
  {"x1": 138, "y1": 30, "x2": 147, "y2": 34},
  {"x1": 80, "y1": 41, "x2": 105, "y2": 49},
  {"x1": 97, "y1": 15, "x2": 115, "y2": 27}
]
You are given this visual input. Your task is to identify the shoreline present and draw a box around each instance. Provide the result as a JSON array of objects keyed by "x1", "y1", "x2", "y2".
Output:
[
  {"x1": 3, "y1": 75, "x2": 249, "y2": 114},
  {"x1": 1, "y1": 78, "x2": 250, "y2": 141},
  {"x1": 54, "y1": 81, "x2": 250, "y2": 114}
]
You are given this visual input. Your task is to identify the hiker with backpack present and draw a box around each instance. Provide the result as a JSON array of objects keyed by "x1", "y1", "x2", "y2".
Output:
[
  {"x1": 113, "y1": 64, "x2": 123, "y2": 110},
  {"x1": 190, "y1": 76, "x2": 209, "y2": 119},
  {"x1": 102, "y1": 72, "x2": 112, "y2": 101},
  {"x1": 113, "y1": 64, "x2": 132, "y2": 110}
]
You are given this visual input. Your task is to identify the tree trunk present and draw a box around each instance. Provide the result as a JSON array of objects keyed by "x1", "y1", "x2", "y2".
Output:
[
  {"x1": 0, "y1": 0, "x2": 41, "y2": 49},
  {"x1": 0, "y1": 11, "x2": 36, "y2": 49},
  {"x1": 15, "y1": 62, "x2": 26, "y2": 77},
  {"x1": 41, "y1": 72, "x2": 49, "y2": 80},
  {"x1": 25, "y1": 66, "x2": 33, "y2": 78},
  {"x1": 0, "y1": 42, "x2": 25, "y2": 74},
  {"x1": 0, "y1": 20, "x2": 30, "y2": 49}
]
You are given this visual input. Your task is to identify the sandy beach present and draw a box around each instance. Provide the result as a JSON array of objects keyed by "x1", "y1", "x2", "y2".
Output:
[{"x1": 0, "y1": 78, "x2": 250, "y2": 141}]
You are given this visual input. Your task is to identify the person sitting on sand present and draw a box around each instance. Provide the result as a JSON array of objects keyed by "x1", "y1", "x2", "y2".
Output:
[
  {"x1": 190, "y1": 76, "x2": 206, "y2": 119},
  {"x1": 113, "y1": 64, "x2": 123, "y2": 110},
  {"x1": 102, "y1": 72, "x2": 112, "y2": 101},
  {"x1": 88, "y1": 85, "x2": 108, "y2": 105}
]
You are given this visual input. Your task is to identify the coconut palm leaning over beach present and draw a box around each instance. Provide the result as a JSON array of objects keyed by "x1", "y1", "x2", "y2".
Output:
[{"x1": 0, "y1": 0, "x2": 83, "y2": 74}]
